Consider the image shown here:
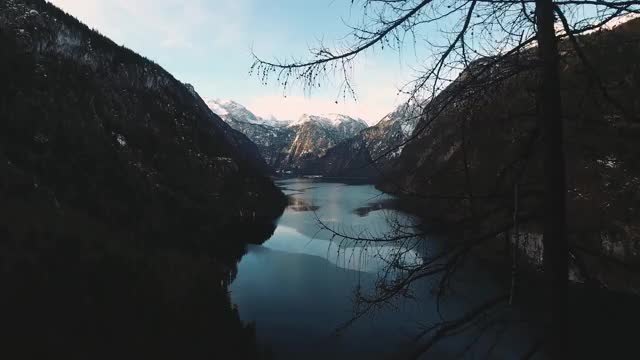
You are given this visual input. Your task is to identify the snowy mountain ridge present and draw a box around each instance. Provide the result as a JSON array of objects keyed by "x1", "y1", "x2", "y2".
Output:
[
  {"x1": 204, "y1": 99, "x2": 369, "y2": 172},
  {"x1": 206, "y1": 98, "x2": 288, "y2": 128},
  {"x1": 289, "y1": 113, "x2": 368, "y2": 128}
]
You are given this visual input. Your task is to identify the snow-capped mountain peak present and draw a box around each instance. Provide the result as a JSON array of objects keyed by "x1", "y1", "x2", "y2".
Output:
[
  {"x1": 205, "y1": 98, "x2": 290, "y2": 127},
  {"x1": 203, "y1": 99, "x2": 370, "y2": 172},
  {"x1": 206, "y1": 98, "x2": 257, "y2": 122},
  {"x1": 324, "y1": 113, "x2": 368, "y2": 126},
  {"x1": 289, "y1": 113, "x2": 368, "y2": 128},
  {"x1": 205, "y1": 99, "x2": 229, "y2": 117}
]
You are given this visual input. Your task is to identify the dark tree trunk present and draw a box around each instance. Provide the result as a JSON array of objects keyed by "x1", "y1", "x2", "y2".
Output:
[{"x1": 535, "y1": 0, "x2": 568, "y2": 358}]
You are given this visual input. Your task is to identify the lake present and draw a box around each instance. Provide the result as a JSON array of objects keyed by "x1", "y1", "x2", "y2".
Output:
[{"x1": 230, "y1": 178, "x2": 538, "y2": 359}]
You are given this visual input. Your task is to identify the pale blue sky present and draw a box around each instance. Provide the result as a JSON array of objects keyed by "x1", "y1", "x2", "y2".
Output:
[
  {"x1": 50, "y1": 0, "x2": 422, "y2": 123},
  {"x1": 47, "y1": 1, "x2": 630, "y2": 123}
]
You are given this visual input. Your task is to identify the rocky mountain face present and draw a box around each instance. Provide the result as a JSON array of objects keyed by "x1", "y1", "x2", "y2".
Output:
[
  {"x1": 0, "y1": 0, "x2": 284, "y2": 358},
  {"x1": 304, "y1": 104, "x2": 420, "y2": 178},
  {"x1": 206, "y1": 99, "x2": 368, "y2": 173},
  {"x1": 283, "y1": 113, "x2": 368, "y2": 171},
  {"x1": 206, "y1": 99, "x2": 295, "y2": 171},
  {"x1": 380, "y1": 18, "x2": 640, "y2": 293}
]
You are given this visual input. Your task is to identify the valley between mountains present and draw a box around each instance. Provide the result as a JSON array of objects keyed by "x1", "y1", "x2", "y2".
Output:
[
  {"x1": 205, "y1": 99, "x2": 419, "y2": 178},
  {"x1": 3, "y1": 0, "x2": 640, "y2": 358}
]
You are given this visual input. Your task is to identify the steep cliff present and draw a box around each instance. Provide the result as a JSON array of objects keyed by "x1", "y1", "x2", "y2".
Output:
[
  {"x1": 305, "y1": 104, "x2": 419, "y2": 178},
  {"x1": 282, "y1": 114, "x2": 368, "y2": 172}
]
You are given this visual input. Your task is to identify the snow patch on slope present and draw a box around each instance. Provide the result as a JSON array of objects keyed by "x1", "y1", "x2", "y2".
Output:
[
  {"x1": 289, "y1": 113, "x2": 367, "y2": 128},
  {"x1": 205, "y1": 98, "x2": 290, "y2": 127},
  {"x1": 206, "y1": 99, "x2": 229, "y2": 117}
]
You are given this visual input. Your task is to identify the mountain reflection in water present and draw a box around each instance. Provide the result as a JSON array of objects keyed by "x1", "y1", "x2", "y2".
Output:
[{"x1": 230, "y1": 178, "x2": 536, "y2": 360}]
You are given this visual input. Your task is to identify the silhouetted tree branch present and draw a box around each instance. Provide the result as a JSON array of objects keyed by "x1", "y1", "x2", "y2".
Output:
[{"x1": 251, "y1": 0, "x2": 640, "y2": 358}]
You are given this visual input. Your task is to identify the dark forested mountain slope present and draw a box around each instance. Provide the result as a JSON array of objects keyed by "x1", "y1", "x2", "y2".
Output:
[
  {"x1": 0, "y1": 0, "x2": 284, "y2": 358},
  {"x1": 382, "y1": 19, "x2": 640, "y2": 292},
  {"x1": 0, "y1": 0, "x2": 283, "y2": 242}
]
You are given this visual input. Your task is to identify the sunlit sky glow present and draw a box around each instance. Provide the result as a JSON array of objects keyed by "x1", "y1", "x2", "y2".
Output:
[{"x1": 48, "y1": 0, "x2": 426, "y2": 124}]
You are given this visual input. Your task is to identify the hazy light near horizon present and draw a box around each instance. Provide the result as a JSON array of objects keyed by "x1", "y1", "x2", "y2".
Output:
[{"x1": 247, "y1": 94, "x2": 403, "y2": 124}]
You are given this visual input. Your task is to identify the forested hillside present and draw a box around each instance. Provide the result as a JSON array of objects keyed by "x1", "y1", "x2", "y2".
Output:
[
  {"x1": 0, "y1": 0, "x2": 285, "y2": 358},
  {"x1": 382, "y1": 19, "x2": 640, "y2": 292}
]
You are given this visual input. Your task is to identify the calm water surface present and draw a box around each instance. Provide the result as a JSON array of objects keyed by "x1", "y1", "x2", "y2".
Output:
[{"x1": 230, "y1": 178, "x2": 536, "y2": 359}]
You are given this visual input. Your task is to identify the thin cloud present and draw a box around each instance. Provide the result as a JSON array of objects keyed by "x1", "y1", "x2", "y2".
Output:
[{"x1": 49, "y1": 0, "x2": 251, "y2": 50}]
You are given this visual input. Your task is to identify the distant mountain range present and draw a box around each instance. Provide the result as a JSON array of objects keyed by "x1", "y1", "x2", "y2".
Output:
[
  {"x1": 206, "y1": 99, "x2": 419, "y2": 177},
  {"x1": 206, "y1": 99, "x2": 375, "y2": 173}
]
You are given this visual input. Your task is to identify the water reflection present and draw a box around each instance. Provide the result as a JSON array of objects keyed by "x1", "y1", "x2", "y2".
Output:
[
  {"x1": 269, "y1": 179, "x2": 423, "y2": 273},
  {"x1": 352, "y1": 198, "x2": 399, "y2": 217},
  {"x1": 287, "y1": 196, "x2": 320, "y2": 212},
  {"x1": 230, "y1": 178, "x2": 535, "y2": 359},
  {"x1": 264, "y1": 224, "x2": 422, "y2": 273}
]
